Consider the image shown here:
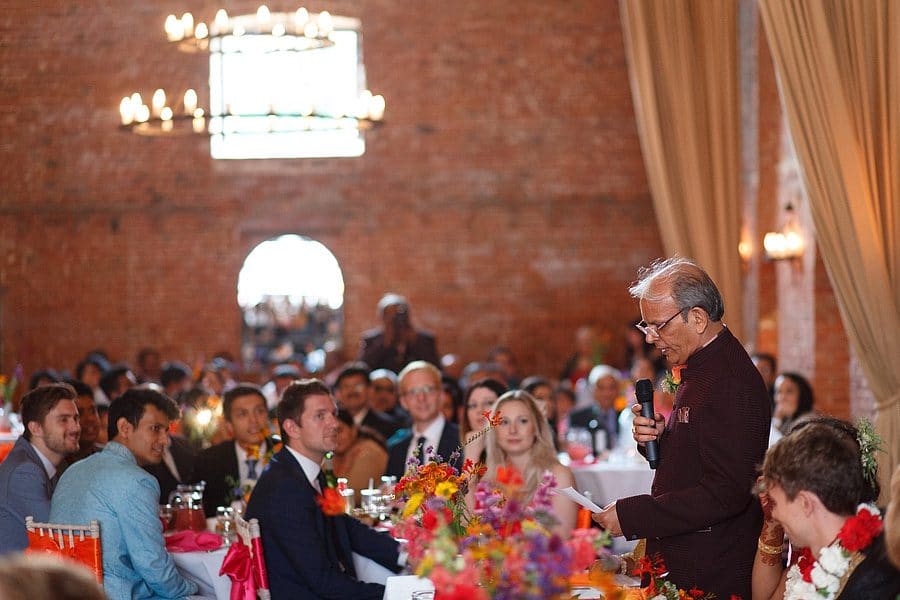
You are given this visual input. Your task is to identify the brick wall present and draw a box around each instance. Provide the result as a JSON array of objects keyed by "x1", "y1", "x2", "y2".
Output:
[{"x1": 0, "y1": 1, "x2": 662, "y2": 381}]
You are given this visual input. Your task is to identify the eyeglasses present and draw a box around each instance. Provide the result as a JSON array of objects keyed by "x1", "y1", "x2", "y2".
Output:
[
  {"x1": 635, "y1": 309, "x2": 684, "y2": 337},
  {"x1": 401, "y1": 385, "x2": 438, "y2": 398}
]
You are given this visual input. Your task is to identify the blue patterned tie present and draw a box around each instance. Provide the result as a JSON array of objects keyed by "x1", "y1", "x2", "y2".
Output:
[{"x1": 246, "y1": 458, "x2": 258, "y2": 479}]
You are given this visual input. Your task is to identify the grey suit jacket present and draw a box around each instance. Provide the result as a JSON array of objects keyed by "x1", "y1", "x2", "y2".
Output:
[{"x1": 0, "y1": 437, "x2": 57, "y2": 554}]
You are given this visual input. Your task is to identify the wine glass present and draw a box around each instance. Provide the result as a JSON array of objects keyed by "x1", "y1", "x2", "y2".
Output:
[{"x1": 566, "y1": 428, "x2": 593, "y2": 463}]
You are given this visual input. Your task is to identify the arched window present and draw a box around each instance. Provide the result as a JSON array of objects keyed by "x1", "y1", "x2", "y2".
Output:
[{"x1": 237, "y1": 234, "x2": 344, "y2": 374}]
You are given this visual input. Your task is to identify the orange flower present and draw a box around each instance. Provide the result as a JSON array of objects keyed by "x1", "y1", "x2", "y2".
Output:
[
  {"x1": 316, "y1": 487, "x2": 346, "y2": 516},
  {"x1": 496, "y1": 465, "x2": 523, "y2": 488},
  {"x1": 241, "y1": 443, "x2": 261, "y2": 460},
  {"x1": 482, "y1": 410, "x2": 503, "y2": 428},
  {"x1": 671, "y1": 364, "x2": 686, "y2": 385}
]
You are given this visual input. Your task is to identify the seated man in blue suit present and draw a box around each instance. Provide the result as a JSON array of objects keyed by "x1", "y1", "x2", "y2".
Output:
[
  {"x1": 385, "y1": 360, "x2": 461, "y2": 478},
  {"x1": 245, "y1": 379, "x2": 403, "y2": 599}
]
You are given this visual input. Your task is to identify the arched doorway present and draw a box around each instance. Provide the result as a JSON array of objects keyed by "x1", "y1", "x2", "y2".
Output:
[{"x1": 237, "y1": 234, "x2": 344, "y2": 375}]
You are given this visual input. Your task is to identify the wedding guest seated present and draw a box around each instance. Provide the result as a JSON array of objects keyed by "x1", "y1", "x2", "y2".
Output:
[
  {"x1": 369, "y1": 369, "x2": 410, "y2": 426},
  {"x1": 771, "y1": 372, "x2": 814, "y2": 437},
  {"x1": 75, "y1": 353, "x2": 110, "y2": 407},
  {"x1": 245, "y1": 379, "x2": 403, "y2": 599},
  {"x1": 333, "y1": 409, "x2": 389, "y2": 503},
  {"x1": 567, "y1": 364, "x2": 622, "y2": 456},
  {"x1": 552, "y1": 385, "x2": 577, "y2": 441},
  {"x1": 136, "y1": 347, "x2": 163, "y2": 384},
  {"x1": 50, "y1": 388, "x2": 198, "y2": 599},
  {"x1": 459, "y1": 361, "x2": 506, "y2": 389},
  {"x1": 0, "y1": 383, "x2": 80, "y2": 554},
  {"x1": 440, "y1": 374, "x2": 463, "y2": 424},
  {"x1": 469, "y1": 390, "x2": 577, "y2": 538},
  {"x1": 333, "y1": 362, "x2": 399, "y2": 445},
  {"x1": 66, "y1": 380, "x2": 102, "y2": 464},
  {"x1": 752, "y1": 417, "x2": 900, "y2": 599},
  {"x1": 487, "y1": 346, "x2": 520, "y2": 388},
  {"x1": 357, "y1": 293, "x2": 439, "y2": 373},
  {"x1": 160, "y1": 361, "x2": 192, "y2": 400},
  {"x1": 28, "y1": 368, "x2": 61, "y2": 390},
  {"x1": 385, "y1": 361, "x2": 462, "y2": 478},
  {"x1": 0, "y1": 554, "x2": 105, "y2": 600},
  {"x1": 142, "y1": 389, "x2": 196, "y2": 510},
  {"x1": 262, "y1": 362, "x2": 302, "y2": 411},
  {"x1": 460, "y1": 378, "x2": 508, "y2": 465},
  {"x1": 522, "y1": 375, "x2": 557, "y2": 447},
  {"x1": 190, "y1": 384, "x2": 277, "y2": 516},
  {"x1": 751, "y1": 352, "x2": 778, "y2": 403},
  {"x1": 98, "y1": 363, "x2": 137, "y2": 404}
]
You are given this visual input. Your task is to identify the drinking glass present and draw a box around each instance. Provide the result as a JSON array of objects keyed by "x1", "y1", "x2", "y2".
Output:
[
  {"x1": 158, "y1": 504, "x2": 173, "y2": 532},
  {"x1": 566, "y1": 428, "x2": 593, "y2": 462},
  {"x1": 216, "y1": 506, "x2": 235, "y2": 546}
]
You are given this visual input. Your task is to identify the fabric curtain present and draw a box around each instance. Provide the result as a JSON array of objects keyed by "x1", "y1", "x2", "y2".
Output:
[
  {"x1": 619, "y1": 0, "x2": 744, "y2": 341},
  {"x1": 758, "y1": 0, "x2": 900, "y2": 502}
]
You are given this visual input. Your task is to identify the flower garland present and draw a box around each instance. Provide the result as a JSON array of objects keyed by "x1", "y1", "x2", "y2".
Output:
[
  {"x1": 661, "y1": 364, "x2": 685, "y2": 395},
  {"x1": 784, "y1": 503, "x2": 882, "y2": 600}
]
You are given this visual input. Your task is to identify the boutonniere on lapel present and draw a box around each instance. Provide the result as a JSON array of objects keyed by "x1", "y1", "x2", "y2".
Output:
[
  {"x1": 316, "y1": 451, "x2": 346, "y2": 516},
  {"x1": 661, "y1": 364, "x2": 686, "y2": 395}
]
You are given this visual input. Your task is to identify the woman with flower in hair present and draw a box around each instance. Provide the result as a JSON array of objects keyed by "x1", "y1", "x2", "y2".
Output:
[
  {"x1": 470, "y1": 390, "x2": 577, "y2": 537},
  {"x1": 752, "y1": 416, "x2": 900, "y2": 599}
]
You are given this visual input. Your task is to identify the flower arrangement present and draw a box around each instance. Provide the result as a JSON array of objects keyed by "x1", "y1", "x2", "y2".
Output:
[
  {"x1": 854, "y1": 418, "x2": 882, "y2": 488},
  {"x1": 0, "y1": 365, "x2": 21, "y2": 406},
  {"x1": 626, "y1": 555, "x2": 720, "y2": 600},
  {"x1": 395, "y1": 466, "x2": 609, "y2": 599},
  {"x1": 784, "y1": 503, "x2": 882, "y2": 600},
  {"x1": 661, "y1": 365, "x2": 685, "y2": 395}
]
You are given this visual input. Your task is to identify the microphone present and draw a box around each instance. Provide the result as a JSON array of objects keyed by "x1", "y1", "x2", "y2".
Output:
[{"x1": 635, "y1": 378, "x2": 660, "y2": 469}]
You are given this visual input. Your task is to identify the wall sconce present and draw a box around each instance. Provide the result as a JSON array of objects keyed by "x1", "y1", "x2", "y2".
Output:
[{"x1": 763, "y1": 202, "x2": 804, "y2": 260}]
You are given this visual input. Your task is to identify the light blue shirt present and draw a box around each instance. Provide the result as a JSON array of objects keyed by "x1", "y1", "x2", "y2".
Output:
[{"x1": 50, "y1": 441, "x2": 198, "y2": 600}]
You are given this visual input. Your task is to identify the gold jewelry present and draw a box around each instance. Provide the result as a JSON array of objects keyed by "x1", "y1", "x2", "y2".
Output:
[{"x1": 757, "y1": 539, "x2": 783, "y2": 555}]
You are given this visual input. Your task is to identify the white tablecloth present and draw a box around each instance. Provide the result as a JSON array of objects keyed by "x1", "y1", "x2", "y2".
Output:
[{"x1": 172, "y1": 547, "x2": 394, "y2": 600}]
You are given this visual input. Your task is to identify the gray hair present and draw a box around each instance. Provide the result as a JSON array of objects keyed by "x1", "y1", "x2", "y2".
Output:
[
  {"x1": 628, "y1": 257, "x2": 724, "y2": 322},
  {"x1": 587, "y1": 364, "x2": 621, "y2": 388},
  {"x1": 369, "y1": 368, "x2": 398, "y2": 384}
]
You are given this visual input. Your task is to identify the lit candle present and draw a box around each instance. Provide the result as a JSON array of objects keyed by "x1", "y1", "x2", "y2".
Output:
[
  {"x1": 303, "y1": 22, "x2": 318, "y2": 38},
  {"x1": 257, "y1": 5, "x2": 271, "y2": 29},
  {"x1": 136, "y1": 104, "x2": 150, "y2": 123},
  {"x1": 119, "y1": 97, "x2": 134, "y2": 125},
  {"x1": 355, "y1": 90, "x2": 373, "y2": 119},
  {"x1": 192, "y1": 116, "x2": 205, "y2": 134},
  {"x1": 161, "y1": 120, "x2": 174, "y2": 132},
  {"x1": 164, "y1": 14, "x2": 179, "y2": 41},
  {"x1": 195, "y1": 22, "x2": 208, "y2": 40},
  {"x1": 130, "y1": 92, "x2": 143, "y2": 110},
  {"x1": 181, "y1": 12, "x2": 194, "y2": 38},
  {"x1": 151, "y1": 89, "x2": 166, "y2": 117},
  {"x1": 368, "y1": 95, "x2": 386, "y2": 121},
  {"x1": 317, "y1": 11, "x2": 333, "y2": 36},
  {"x1": 294, "y1": 7, "x2": 309, "y2": 32},
  {"x1": 272, "y1": 23, "x2": 285, "y2": 37},
  {"x1": 160, "y1": 106, "x2": 174, "y2": 121},
  {"x1": 214, "y1": 9, "x2": 229, "y2": 35},
  {"x1": 183, "y1": 89, "x2": 198, "y2": 115}
]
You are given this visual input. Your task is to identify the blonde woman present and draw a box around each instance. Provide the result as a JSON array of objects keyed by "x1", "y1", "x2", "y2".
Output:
[{"x1": 472, "y1": 390, "x2": 577, "y2": 538}]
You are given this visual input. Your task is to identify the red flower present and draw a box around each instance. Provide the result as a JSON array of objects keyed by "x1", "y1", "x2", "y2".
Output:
[
  {"x1": 671, "y1": 364, "x2": 685, "y2": 384},
  {"x1": 422, "y1": 507, "x2": 452, "y2": 531},
  {"x1": 837, "y1": 507, "x2": 883, "y2": 552},
  {"x1": 795, "y1": 547, "x2": 814, "y2": 582},
  {"x1": 315, "y1": 487, "x2": 346, "y2": 516},
  {"x1": 496, "y1": 465, "x2": 523, "y2": 487},
  {"x1": 436, "y1": 583, "x2": 488, "y2": 600},
  {"x1": 686, "y1": 587, "x2": 705, "y2": 598}
]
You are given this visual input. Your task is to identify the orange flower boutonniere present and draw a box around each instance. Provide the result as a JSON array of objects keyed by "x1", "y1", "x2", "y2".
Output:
[
  {"x1": 662, "y1": 365, "x2": 686, "y2": 395},
  {"x1": 316, "y1": 486, "x2": 346, "y2": 516}
]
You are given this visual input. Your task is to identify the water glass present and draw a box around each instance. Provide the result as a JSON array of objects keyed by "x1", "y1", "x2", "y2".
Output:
[
  {"x1": 566, "y1": 427, "x2": 593, "y2": 462},
  {"x1": 360, "y1": 489, "x2": 378, "y2": 515},
  {"x1": 215, "y1": 506, "x2": 235, "y2": 546}
]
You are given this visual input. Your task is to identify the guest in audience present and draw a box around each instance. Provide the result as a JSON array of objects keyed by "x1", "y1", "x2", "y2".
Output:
[
  {"x1": 357, "y1": 293, "x2": 439, "y2": 373},
  {"x1": 333, "y1": 409, "x2": 389, "y2": 503},
  {"x1": 51, "y1": 387, "x2": 197, "y2": 599},
  {"x1": 474, "y1": 390, "x2": 577, "y2": 538},
  {"x1": 459, "y1": 361, "x2": 506, "y2": 389},
  {"x1": 369, "y1": 368, "x2": 409, "y2": 426},
  {"x1": 27, "y1": 368, "x2": 61, "y2": 390},
  {"x1": 623, "y1": 318, "x2": 666, "y2": 377},
  {"x1": 560, "y1": 325, "x2": 600, "y2": 386},
  {"x1": 190, "y1": 384, "x2": 276, "y2": 516},
  {"x1": 98, "y1": 363, "x2": 136, "y2": 404},
  {"x1": 594, "y1": 257, "x2": 770, "y2": 599},
  {"x1": 772, "y1": 371, "x2": 814, "y2": 436},
  {"x1": 198, "y1": 358, "x2": 231, "y2": 396},
  {"x1": 0, "y1": 383, "x2": 80, "y2": 554},
  {"x1": 245, "y1": 379, "x2": 403, "y2": 599},
  {"x1": 0, "y1": 554, "x2": 106, "y2": 600},
  {"x1": 385, "y1": 361, "x2": 461, "y2": 478},
  {"x1": 261, "y1": 362, "x2": 301, "y2": 411},
  {"x1": 135, "y1": 347, "x2": 162, "y2": 384},
  {"x1": 552, "y1": 385, "x2": 577, "y2": 441},
  {"x1": 141, "y1": 385, "x2": 196, "y2": 508},
  {"x1": 751, "y1": 352, "x2": 778, "y2": 404},
  {"x1": 567, "y1": 364, "x2": 622, "y2": 455},
  {"x1": 333, "y1": 362, "x2": 398, "y2": 445},
  {"x1": 487, "y1": 346, "x2": 520, "y2": 388},
  {"x1": 160, "y1": 361, "x2": 192, "y2": 400},
  {"x1": 440, "y1": 374, "x2": 463, "y2": 425},
  {"x1": 521, "y1": 375, "x2": 558, "y2": 447},
  {"x1": 460, "y1": 378, "x2": 508, "y2": 465},
  {"x1": 752, "y1": 418, "x2": 900, "y2": 599},
  {"x1": 75, "y1": 353, "x2": 110, "y2": 407},
  {"x1": 66, "y1": 380, "x2": 102, "y2": 463}
]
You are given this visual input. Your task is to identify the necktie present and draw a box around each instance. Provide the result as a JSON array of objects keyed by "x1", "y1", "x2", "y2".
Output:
[
  {"x1": 315, "y1": 469, "x2": 327, "y2": 495},
  {"x1": 415, "y1": 436, "x2": 427, "y2": 463},
  {"x1": 246, "y1": 458, "x2": 258, "y2": 479}
]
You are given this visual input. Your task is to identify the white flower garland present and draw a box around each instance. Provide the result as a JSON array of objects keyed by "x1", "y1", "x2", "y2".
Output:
[{"x1": 783, "y1": 503, "x2": 881, "y2": 600}]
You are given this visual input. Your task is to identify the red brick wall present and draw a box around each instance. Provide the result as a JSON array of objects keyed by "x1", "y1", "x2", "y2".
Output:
[{"x1": 0, "y1": 1, "x2": 662, "y2": 381}]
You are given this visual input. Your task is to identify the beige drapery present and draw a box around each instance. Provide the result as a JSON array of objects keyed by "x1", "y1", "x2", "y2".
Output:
[
  {"x1": 619, "y1": 0, "x2": 744, "y2": 341},
  {"x1": 758, "y1": 0, "x2": 900, "y2": 502}
]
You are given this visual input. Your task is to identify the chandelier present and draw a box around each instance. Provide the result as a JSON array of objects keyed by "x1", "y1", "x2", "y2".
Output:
[
  {"x1": 763, "y1": 202, "x2": 805, "y2": 261},
  {"x1": 118, "y1": 5, "x2": 385, "y2": 137}
]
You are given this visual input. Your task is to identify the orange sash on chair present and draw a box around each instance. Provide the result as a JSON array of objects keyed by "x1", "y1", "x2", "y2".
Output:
[{"x1": 25, "y1": 517, "x2": 102, "y2": 583}]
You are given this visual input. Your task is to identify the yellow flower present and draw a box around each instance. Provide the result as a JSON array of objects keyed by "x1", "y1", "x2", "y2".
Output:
[
  {"x1": 402, "y1": 492, "x2": 424, "y2": 518},
  {"x1": 434, "y1": 481, "x2": 458, "y2": 499}
]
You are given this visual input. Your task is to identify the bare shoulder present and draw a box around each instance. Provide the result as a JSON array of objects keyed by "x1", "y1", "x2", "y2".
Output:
[{"x1": 550, "y1": 462, "x2": 575, "y2": 487}]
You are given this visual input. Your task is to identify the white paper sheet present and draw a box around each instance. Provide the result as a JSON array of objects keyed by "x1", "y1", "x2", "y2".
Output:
[{"x1": 553, "y1": 486, "x2": 604, "y2": 512}]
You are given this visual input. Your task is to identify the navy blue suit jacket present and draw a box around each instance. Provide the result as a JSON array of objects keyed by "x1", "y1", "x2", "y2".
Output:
[
  {"x1": 385, "y1": 421, "x2": 461, "y2": 479},
  {"x1": 245, "y1": 447, "x2": 400, "y2": 599}
]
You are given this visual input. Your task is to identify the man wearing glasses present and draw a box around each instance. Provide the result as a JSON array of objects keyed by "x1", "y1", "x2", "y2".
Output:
[
  {"x1": 593, "y1": 257, "x2": 770, "y2": 600},
  {"x1": 384, "y1": 361, "x2": 461, "y2": 478}
]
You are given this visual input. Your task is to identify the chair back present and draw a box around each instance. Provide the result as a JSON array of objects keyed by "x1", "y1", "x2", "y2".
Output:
[
  {"x1": 224, "y1": 514, "x2": 270, "y2": 600},
  {"x1": 25, "y1": 516, "x2": 102, "y2": 583}
]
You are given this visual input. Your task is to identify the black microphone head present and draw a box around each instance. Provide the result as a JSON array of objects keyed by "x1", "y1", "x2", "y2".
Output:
[{"x1": 635, "y1": 378, "x2": 654, "y2": 401}]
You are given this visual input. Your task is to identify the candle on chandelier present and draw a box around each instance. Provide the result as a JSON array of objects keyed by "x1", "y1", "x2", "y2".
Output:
[
  {"x1": 165, "y1": 14, "x2": 184, "y2": 42},
  {"x1": 294, "y1": 8, "x2": 309, "y2": 32},
  {"x1": 151, "y1": 89, "x2": 166, "y2": 118},
  {"x1": 181, "y1": 12, "x2": 194, "y2": 38},
  {"x1": 317, "y1": 11, "x2": 333, "y2": 36},
  {"x1": 214, "y1": 9, "x2": 229, "y2": 35},
  {"x1": 183, "y1": 89, "x2": 198, "y2": 116},
  {"x1": 119, "y1": 97, "x2": 134, "y2": 125},
  {"x1": 368, "y1": 95, "x2": 386, "y2": 121}
]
